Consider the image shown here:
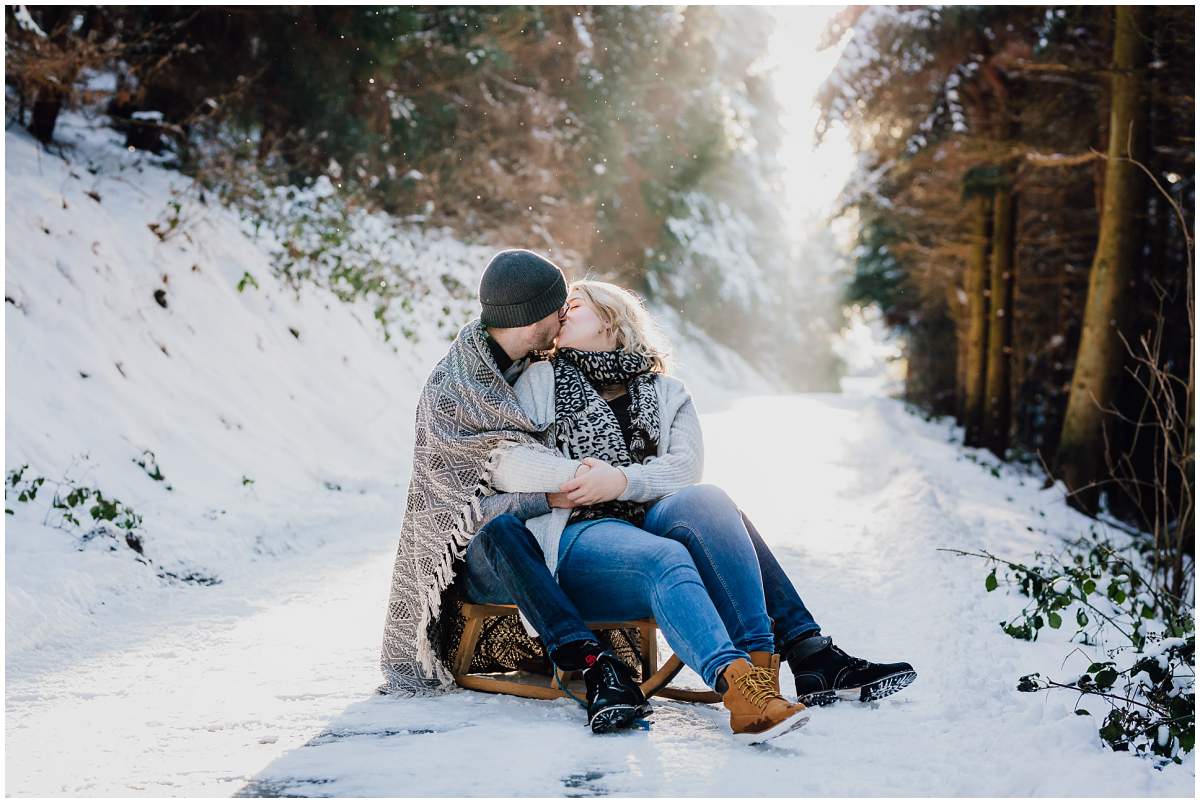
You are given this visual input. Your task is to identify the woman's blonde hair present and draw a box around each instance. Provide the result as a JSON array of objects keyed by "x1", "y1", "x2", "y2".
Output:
[{"x1": 567, "y1": 279, "x2": 672, "y2": 374}]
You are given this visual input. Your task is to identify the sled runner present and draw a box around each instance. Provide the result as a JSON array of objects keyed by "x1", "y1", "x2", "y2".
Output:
[{"x1": 452, "y1": 602, "x2": 721, "y2": 703}]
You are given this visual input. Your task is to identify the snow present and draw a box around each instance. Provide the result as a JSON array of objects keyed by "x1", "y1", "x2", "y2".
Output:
[
  {"x1": 4, "y1": 109, "x2": 493, "y2": 663},
  {"x1": 572, "y1": 12, "x2": 594, "y2": 56},
  {"x1": 12, "y1": 4, "x2": 47, "y2": 38},
  {"x1": 5, "y1": 111, "x2": 1194, "y2": 796},
  {"x1": 80, "y1": 69, "x2": 119, "y2": 93}
]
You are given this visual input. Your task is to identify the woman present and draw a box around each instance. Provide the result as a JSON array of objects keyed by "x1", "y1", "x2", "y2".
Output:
[{"x1": 486, "y1": 280, "x2": 812, "y2": 742}]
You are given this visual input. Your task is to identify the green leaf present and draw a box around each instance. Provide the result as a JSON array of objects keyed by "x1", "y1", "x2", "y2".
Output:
[
  {"x1": 1074, "y1": 709, "x2": 1091, "y2": 716},
  {"x1": 985, "y1": 570, "x2": 998, "y2": 592},
  {"x1": 1094, "y1": 668, "x2": 1118, "y2": 689},
  {"x1": 1003, "y1": 622, "x2": 1032, "y2": 641},
  {"x1": 237, "y1": 272, "x2": 260, "y2": 293},
  {"x1": 1141, "y1": 603, "x2": 1155, "y2": 619},
  {"x1": 1047, "y1": 612, "x2": 1062, "y2": 629},
  {"x1": 1076, "y1": 609, "x2": 1089, "y2": 627},
  {"x1": 1099, "y1": 711, "x2": 1128, "y2": 748},
  {"x1": 1107, "y1": 582, "x2": 1127, "y2": 605},
  {"x1": 1082, "y1": 579, "x2": 1096, "y2": 595}
]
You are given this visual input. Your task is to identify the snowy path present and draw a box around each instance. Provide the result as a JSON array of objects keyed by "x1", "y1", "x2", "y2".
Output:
[{"x1": 5, "y1": 394, "x2": 1193, "y2": 796}]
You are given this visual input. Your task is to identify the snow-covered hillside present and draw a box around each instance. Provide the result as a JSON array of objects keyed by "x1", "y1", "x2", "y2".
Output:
[
  {"x1": 4, "y1": 115, "x2": 459, "y2": 663},
  {"x1": 3, "y1": 112, "x2": 773, "y2": 670}
]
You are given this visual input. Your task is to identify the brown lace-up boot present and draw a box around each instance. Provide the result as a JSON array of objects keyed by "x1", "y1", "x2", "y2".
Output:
[
  {"x1": 720, "y1": 658, "x2": 809, "y2": 744},
  {"x1": 749, "y1": 651, "x2": 782, "y2": 695}
]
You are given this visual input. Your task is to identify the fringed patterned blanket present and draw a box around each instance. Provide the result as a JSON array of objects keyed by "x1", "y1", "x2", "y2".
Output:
[{"x1": 378, "y1": 319, "x2": 550, "y2": 695}]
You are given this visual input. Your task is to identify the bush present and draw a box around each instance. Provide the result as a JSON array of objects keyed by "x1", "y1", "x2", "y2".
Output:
[
  {"x1": 948, "y1": 535, "x2": 1195, "y2": 766},
  {"x1": 7, "y1": 462, "x2": 144, "y2": 552}
]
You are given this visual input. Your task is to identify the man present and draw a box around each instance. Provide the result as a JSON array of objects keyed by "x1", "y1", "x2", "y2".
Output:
[{"x1": 381, "y1": 248, "x2": 915, "y2": 734}]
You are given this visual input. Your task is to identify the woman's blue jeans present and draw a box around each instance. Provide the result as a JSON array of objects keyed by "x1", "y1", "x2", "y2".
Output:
[
  {"x1": 557, "y1": 484, "x2": 792, "y2": 689},
  {"x1": 462, "y1": 484, "x2": 822, "y2": 690}
]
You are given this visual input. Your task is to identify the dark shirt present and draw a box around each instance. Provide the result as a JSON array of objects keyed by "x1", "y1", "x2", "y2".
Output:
[
  {"x1": 484, "y1": 333, "x2": 515, "y2": 377},
  {"x1": 605, "y1": 392, "x2": 658, "y2": 456},
  {"x1": 479, "y1": 333, "x2": 546, "y2": 518}
]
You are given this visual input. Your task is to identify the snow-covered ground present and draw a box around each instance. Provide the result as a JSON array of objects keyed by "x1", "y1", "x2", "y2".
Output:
[
  {"x1": 8, "y1": 394, "x2": 1195, "y2": 796},
  {"x1": 5, "y1": 115, "x2": 1194, "y2": 796}
]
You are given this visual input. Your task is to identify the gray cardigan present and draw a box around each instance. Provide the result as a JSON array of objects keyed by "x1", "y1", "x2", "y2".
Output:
[{"x1": 489, "y1": 360, "x2": 704, "y2": 578}]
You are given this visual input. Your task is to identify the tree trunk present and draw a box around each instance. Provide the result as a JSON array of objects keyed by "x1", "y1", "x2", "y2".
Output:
[
  {"x1": 963, "y1": 191, "x2": 993, "y2": 447},
  {"x1": 30, "y1": 89, "x2": 64, "y2": 144},
  {"x1": 983, "y1": 184, "x2": 1016, "y2": 457},
  {"x1": 1055, "y1": 5, "x2": 1149, "y2": 512},
  {"x1": 955, "y1": 321, "x2": 968, "y2": 426}
]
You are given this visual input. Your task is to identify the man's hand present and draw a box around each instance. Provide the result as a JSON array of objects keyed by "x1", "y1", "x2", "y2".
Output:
[
  {"x1": 558, "y1": 457, "x2": 628, "y2": 505},
  {"x1": 547, "y1": 462, "x2": 590, "y2": 509}
]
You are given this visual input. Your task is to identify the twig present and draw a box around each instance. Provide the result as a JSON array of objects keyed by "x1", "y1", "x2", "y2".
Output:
[
  {"x1": 1041, "y1": 677, "x2": 1171, "y2": 718},
  {"x1": 938, "y1": 547, "x2": 1135, "y2": 640}
]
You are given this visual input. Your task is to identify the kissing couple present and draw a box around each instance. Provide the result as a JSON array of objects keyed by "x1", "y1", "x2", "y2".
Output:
[{"x1": 380, "y1": 249, "x2": 915, "y2": 743}]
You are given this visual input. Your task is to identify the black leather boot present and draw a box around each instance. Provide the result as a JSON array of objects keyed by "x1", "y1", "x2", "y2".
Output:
[
  {"x1": 787, "y1": 635, "x2": 917, "y2": 706},
  {"x1": 582, "y1": 651, "x2": 652, "y2": 733}
]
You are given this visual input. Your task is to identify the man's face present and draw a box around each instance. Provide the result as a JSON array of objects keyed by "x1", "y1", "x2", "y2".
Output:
[{"x1": 527, "y1": 307, "x2": 564, "y2": 352}]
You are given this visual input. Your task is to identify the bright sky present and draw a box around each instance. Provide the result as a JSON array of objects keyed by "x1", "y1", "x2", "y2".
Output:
[
  {"x1": 763, "y1": 5, "x2": 857, "y2": 225},
  {"x1": 762, "y1": 6, "x2": 900, "y2": 387}
]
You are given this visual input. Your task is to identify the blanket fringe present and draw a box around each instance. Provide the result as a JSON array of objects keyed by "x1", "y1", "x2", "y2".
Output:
[
  {"x1": 410, "y1": 475, "x2": 494, "y2": 686},
  {"x1": 384, "y1": 326, "x2": 551, "y2": 694}
]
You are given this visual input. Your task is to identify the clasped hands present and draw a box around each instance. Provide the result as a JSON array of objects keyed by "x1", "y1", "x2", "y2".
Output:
[{"x1": 546, "y1": 457, "x2": 627, "y2": 509}]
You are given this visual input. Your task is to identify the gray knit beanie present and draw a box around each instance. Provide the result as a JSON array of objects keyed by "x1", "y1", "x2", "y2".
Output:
[{"x1": 478, "y1": 249, "x2": 568, "y2": 328}]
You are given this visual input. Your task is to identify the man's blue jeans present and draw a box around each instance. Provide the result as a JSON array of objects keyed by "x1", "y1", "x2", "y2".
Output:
[
  {"x1": 462, "y1": 485, "x2": 821, "y2": 688},
  {"x1": 738, "y1": 504, "x2": 823, "y2": 649},
  {"x1": 461, "y1": 514, "x2": 596, "y2": 654}
]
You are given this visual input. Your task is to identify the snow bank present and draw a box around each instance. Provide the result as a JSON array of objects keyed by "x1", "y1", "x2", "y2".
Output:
[{"x1": 4, "y1": 110, "x2": 775, "y2": 668}]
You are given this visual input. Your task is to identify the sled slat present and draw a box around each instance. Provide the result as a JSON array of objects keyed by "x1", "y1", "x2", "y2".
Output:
[{"x1": 453, "y1": 603, "x2": 718, "y2": 704}]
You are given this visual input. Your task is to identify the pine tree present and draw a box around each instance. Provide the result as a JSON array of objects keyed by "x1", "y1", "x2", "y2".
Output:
[{"x1": 1055, "y1": 6, "x2": 1151, "y2": 512}]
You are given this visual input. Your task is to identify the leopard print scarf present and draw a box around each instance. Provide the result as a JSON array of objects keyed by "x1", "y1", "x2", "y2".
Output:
[{"x1": 552, "y1": 348, "x2": 660, "y2": 527}]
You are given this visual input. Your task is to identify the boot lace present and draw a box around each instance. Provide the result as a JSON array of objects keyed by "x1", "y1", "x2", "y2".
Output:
[
  {"x1": 734, "y1": 666, "x2": 781, "y2": 708},
  {"x1": 830, "y1": 644, "x2": 870, "y2": 670}
]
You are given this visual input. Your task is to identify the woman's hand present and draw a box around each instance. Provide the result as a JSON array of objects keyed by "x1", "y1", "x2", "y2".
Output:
[{"x1": 558, "y1": 457, "x2": 628, "y2": 505}]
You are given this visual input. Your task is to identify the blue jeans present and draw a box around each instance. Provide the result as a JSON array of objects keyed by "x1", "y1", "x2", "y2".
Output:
[
  {"x1": 462, "y1": 487, "x2": 822, "y2": 687},
  {"x1": 557, "y1": 484, "x2": 820, "y2": 689},
  {"x1": 461, "y1": 514, "x2": 595, "y2": 654},
  {"x1": 739, "y1": 506, "x2": 822, "y2": 648}
]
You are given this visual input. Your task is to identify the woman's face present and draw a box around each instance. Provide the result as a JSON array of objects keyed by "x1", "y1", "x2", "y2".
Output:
[{"x1": 556, "y1": 291, "x2": 617, "y2": 352}]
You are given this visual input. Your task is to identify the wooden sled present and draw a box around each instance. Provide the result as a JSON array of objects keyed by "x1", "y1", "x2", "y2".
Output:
[{"x1": 452, "y1": 602, "x2": 721, "y2": 704}]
